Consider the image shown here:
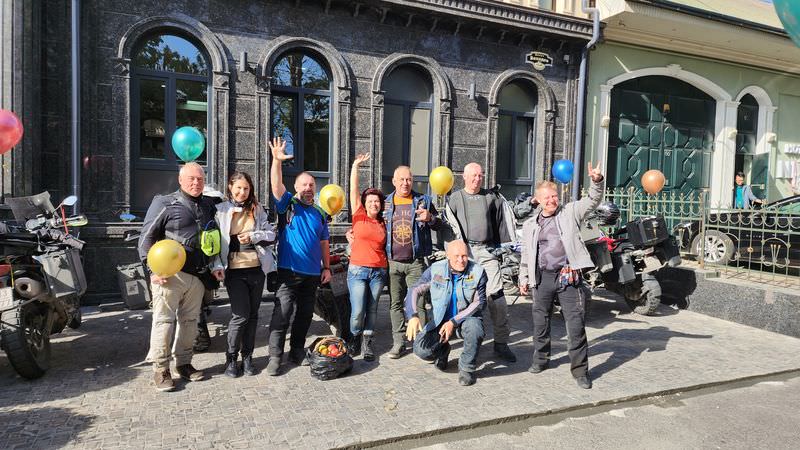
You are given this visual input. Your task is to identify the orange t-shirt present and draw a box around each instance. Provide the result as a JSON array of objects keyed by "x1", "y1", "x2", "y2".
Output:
[{"x1": 350, "y1": 206, "x2": 388, "y2": 268}]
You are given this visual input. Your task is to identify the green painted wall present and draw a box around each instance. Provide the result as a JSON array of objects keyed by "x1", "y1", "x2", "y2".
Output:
[{"x1": 585, "y1": 42, "x2": 800, "y2": 201}]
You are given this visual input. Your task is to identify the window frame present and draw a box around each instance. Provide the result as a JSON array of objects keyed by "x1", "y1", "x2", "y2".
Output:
[
  {"x1": 497, "y1": 107, "x2": 537, "y2": 195},
  {"x1": 129, "y1": 33, "x2": 212, "y2": 212},
  {"x1": 269, "y1": 51, "x2": 334, "y2": 183},
  {"x1": 381, "y1": 97, "x2": 434, "y2": 191}
]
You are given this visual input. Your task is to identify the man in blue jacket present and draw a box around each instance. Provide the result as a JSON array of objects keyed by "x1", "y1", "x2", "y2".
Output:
[
  {"x1": 384, "y1": 165, "x2": 443, "y2": 358},
  {"x1": 733, "y1": 171, "x2": 765, "y2": 209},
  {"x1": 405, "y1": 240, "x2": 487, "y2": 386}
]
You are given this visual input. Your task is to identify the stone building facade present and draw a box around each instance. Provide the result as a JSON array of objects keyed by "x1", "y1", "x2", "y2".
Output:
[{"x1": 1, "y1": 0, "x2": 592, "y2": 301}]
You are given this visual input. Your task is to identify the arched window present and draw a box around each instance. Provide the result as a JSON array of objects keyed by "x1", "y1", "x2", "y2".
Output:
[
  {"x1": 496, "y1": 80, "x2": 537, "y2": 198},
  {"x1": 271, "y1": 50, "x2": 332, "y2": 188},
  {"x1": 736, "y1": 94, "x2": 766, "y2": 198},
  {"x1": 131, "y1": 33, "x2": 210, "y2": 211},
  {"x1": 381, "y1": 65, "x2": 434, "y2": 193}
]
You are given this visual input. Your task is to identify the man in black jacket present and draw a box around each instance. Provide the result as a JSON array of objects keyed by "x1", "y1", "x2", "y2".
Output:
[{"x1": 138, "y1": 162, "x2": 224, "y2": 392}]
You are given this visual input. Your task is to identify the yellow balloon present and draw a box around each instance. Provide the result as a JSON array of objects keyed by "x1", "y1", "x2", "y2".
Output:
[
  {"x1": 147, "y1": 239, "x2": 187, "y2": 278},
  {"x1": 429, "y1": 166, "x2": 454, "y2": 195},
  {"x1": 319, "y1": 184, "x2": 346, "y2": 215}
]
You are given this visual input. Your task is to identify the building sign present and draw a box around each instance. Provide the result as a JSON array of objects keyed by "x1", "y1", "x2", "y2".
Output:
[
  {"x1": 785, "y1": 143, "x2": 800, "y2": 155},
  {"x1": 525, "y1": 51, "x2": 553, "y2": 71}
]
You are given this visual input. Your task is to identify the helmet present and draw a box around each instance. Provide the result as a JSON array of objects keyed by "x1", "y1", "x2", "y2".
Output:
[{"x1": 594, "y1": 201, "x2": 621, "y2": 226}]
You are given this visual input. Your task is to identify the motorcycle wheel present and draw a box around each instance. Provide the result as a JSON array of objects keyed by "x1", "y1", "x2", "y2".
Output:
[
  {"x1": 1, "y1": 302, "x2": 51, "y2": 379},
  {"x1": 623, "y1": 273, "x2": 662, "y2": 316}
]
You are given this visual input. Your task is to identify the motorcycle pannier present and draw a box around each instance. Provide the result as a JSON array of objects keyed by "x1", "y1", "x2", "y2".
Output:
[
  {"x1": 117, "y1": 262, "x2": 151, "y2": 309},
  {"x1": 626, "y1": 216, "x2": 668, "y2": 248}
]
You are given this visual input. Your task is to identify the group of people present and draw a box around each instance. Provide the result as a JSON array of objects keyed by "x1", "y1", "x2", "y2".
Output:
[{"x1": 137, "y1": 135, "x2": 606, "y2": 392}]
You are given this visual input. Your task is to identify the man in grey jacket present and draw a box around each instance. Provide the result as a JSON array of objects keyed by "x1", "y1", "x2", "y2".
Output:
[{"x1": 518, "y1": 162, "x2": 604, "y2": 389}]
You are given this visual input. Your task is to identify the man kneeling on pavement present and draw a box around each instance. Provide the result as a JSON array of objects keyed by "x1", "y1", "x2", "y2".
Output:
[{"x1": 404, "y1": 240, "x2": 486, "y2": 386}]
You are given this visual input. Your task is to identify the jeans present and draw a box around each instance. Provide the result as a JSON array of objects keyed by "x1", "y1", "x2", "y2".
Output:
[
  {"x1": 413, "y1": 316, "x2": 484, "y2": 372},
  {"x1": 224, "y1": 267, "x2": 265, "y2": 357},
  {"x1": 388, "y1": 258, "x2": 427, "y2": 346},
  {"x1": 267, "y1": 269, "x2": 320, "y2": 357},
  {"x1": 146, "y1": 271, "x2": 205, "y2": 369},
  {"x1": 532, "y1": 269, "x2": 589, "y2": 378},
  {"x1": 347, "y1": 265, "x2": 387, "y2": 336}
]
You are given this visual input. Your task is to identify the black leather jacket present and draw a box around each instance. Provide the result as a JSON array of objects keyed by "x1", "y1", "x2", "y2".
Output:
[{"x1": 137, "y1": 189, "x2": 217, "y2": 277}]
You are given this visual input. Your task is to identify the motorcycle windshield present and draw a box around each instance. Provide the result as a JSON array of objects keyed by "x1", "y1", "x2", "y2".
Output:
[{"x1": 4, "y1": 192, "x2": 55, "y2": 224}]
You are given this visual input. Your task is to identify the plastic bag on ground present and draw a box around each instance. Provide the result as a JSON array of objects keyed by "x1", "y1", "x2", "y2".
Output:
[{"x1": 307, "y1": 336, "x2": 353, "y2": 381}]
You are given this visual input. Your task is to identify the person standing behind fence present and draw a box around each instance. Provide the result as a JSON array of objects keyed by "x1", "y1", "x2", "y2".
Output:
[
  {"x1": 733, "y1": 171, "x2": 765, "y2": 209},
  {"x1": 212, "y1": 171, "x2": 276, "y2": 378},
  {"x1": 266, "y1": 137, "x2": 332, "y2": 376},
  {"x1": 345, "y1": 153, "x2": 388, "y2": 361},
  {"x1": 444, "y1": 162, "x2": 516, "y2": 363}
]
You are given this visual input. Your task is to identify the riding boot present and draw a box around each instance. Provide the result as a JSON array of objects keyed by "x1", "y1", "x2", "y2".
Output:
[
  {"x1": 362, "y1": 334, "x2": 375, "y2": 361},
  {"x1": 224, "y1": 352, "x2": 239, "y2": 378},
  {"x1": 347, "y1": 333, "x2": 362, "y2": 357}
]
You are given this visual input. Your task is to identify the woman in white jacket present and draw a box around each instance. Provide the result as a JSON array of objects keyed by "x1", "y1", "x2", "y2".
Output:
[{"x1": 213, "y1": 171, "x2": 276, "y2": 377}]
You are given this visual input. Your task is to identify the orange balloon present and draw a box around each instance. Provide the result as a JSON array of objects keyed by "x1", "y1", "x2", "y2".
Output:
[{"x1": 641, "y1": 170, "x2": 666, "y2": 195}]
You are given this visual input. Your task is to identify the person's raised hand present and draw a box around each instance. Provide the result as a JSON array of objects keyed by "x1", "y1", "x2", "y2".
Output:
[
  {"x1": 353, "y1": 153, "x2": 370, "y2": 167},
  {"x1": 269, "y1": 137, "x2": 293, "y2": 161},
  {"x1": 406, "y1": 317, "x2": 422, "y2": 341},
  {"x1": 587, "y1": 161, "x2": 604, "y2": 183}
]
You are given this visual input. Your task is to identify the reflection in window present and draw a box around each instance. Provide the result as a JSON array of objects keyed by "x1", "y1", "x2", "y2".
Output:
[
  {"x1": 131, "y1": 33, "x2": 210, "y2": 211},
  {"x1": 381, "y1": 65, "x2": 434, "y2": 193},
  {"x1": 496, "y1": 80, "x2": 537, "y2": 199},
  {"x1": 270, "y1": 50, "x2": 332, "y2": 185}
]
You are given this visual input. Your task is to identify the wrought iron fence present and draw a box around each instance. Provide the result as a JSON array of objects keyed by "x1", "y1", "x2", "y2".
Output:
[{"x1": 582, "y1": 187, "x2": 799, "y2": 288}]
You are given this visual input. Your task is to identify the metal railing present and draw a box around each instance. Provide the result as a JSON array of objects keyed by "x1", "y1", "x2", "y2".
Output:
[{"x1": 583, "y1": 187, "x2": 799, "y2": 288}]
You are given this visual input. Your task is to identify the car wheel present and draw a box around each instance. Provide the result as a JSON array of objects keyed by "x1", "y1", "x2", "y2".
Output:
[{"x1": 691, "y1": 230, "x2": 735, "y2": 265}]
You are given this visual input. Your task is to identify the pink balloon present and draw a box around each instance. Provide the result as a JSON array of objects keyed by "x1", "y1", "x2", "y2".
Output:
[{"x1": 0, "y1": 109, "x2": 23, "y2": 155}]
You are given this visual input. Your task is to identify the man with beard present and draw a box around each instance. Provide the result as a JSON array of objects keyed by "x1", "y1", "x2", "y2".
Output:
[{"x1": 266, "y1": 137, "x2": 332, "y2": 376}]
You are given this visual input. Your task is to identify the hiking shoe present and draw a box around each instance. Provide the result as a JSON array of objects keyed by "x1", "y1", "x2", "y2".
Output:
[
  {"x1": 434, "y1": 343, "x2": 451, "y2": 371},
  {"x1": 224, "y1": 353, "x2": 240, "y2": 378},
  {"x1": 347, "y1": 334, "x2": 363, "y2": 357},
  {"x1": 576, "y1": 375, "x2": 592, "y2": 389},
  {"x1": 528, "y1": 363, "x2": 547, "y2": 374},
  {"x1": 176, "y1": 364, "x2": 205, "y2": 382},
  {"x1": 288, "y1": 347, "x2": 309, "y2": 366},
  {"x1": 242, "y1": 355, "x2": 257, "y2": 376},
  {"x1": 458, "y1": 371, "x2": 476, "y2": 386},
  {"x1": 193, "y1": 325, "x2": 211, "y2": 353},
  {"x1": 266, "y1": 356, "x2": 281, "y2": 376},
  {"x1": 154, "y1": 368, "x2": 175, "y2": 392},
  {"x1": 362, "y1": 335, "x2": 375, "y2": 362},
  {"x1": 493, "y1": 343, "x2": 517, "y2": 363},
  {"x1": 388, "y1": 343, "x2": 406, "y2": 359}
]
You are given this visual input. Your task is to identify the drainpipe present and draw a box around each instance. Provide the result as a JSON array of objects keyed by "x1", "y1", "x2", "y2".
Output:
[
  {"x1": 571, "y1": 0, "x2": 600, "y2": 200},
  {"x1": 71, "y1": 0, "x2": 81, "y2": 213}
]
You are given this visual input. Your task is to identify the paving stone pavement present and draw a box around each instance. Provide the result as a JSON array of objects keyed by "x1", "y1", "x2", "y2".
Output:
[{"x1": 1, "y1": 289, "x2": 799, "y2": 449}]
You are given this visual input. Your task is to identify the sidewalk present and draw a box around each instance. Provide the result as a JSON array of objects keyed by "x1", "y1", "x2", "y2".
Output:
[{"x1": 1, "y1": 290, "x2": 799, "y2": 449}]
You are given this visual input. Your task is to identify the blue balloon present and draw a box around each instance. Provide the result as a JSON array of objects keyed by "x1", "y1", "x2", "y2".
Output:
[
  {"x1": 551, "y1": 159, "x2": 574, "y2": 184},
  {"x1": 775, "y1": 0, "x2": 800, "y2": 48},
  {"x1": 171, "y1": 126, "x2": 205, "y2": 162}
]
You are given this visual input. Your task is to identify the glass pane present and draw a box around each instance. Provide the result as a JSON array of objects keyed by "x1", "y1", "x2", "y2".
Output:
[
  {"x1": 133, "y1": 168, "x2": 179, "y2": 211},
  {"x1": 304, "y1": 94, "x2": 330, "y2": 172},
  {"x1": 500, "y1": 184, "x2": 533, "y2": 201},
  {"x1": 498, "y1": 80, "x2": 537, "y2": 114},
  {"x1": 139, "y1": 79, "x2": 166, "y2": 160},
  {"x1": 272, "y1": 94, "x2": 297, "y2": 163},
  {"x1": 413, "y1": 180, "x2": 428, "y2": 195},
  {"x1": 409, "y1": 108, "x2": 431, "y2": 176},
  {"x1": 382, "y1": 104, "x2": 405, "y2": 174},
  {"x1": 513, "y1": 117, "x2": 531, "y2": 179},
  {"x1": 133, "y1": 35, "x2": 208, "y2": 75},
  {"x1": 497, "y1": 115, "x2": 512, "y2": 180},
  {"x1": 175, "y1": 79, "x2": 208, "y2": 164},
  {"x1": 271, "y1": 51, "x2": 331, "y2": 90},
  {"x1": 384, "y1": 66, "x2": 432, "y2": 103}
]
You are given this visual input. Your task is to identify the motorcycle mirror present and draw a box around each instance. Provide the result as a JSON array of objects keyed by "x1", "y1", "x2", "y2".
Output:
[
  {"x1": 119, "y1": 213, "x2": 136, "y2": 222},
  {"x1": 61, "y1": 195, "x2": 78, "y2": 207},
  {"x1": 66, "y1": 215, "x2": 88, "y2": 227}
]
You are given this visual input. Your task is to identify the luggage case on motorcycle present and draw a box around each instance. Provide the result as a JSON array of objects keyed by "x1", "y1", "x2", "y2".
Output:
[
  {"x1": 116, "y1": 262, "x2": 151, "y2": 309},
  {"x1": 626, "y1": 216, "x2": 668, "y2": 248}
]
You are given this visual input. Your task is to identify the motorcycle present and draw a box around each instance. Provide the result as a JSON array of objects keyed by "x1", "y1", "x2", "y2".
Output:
[
  {"x1": 582, "y1": 212, "x2": 682, "y2": 315},
  {"x1": 0, "y1": 192, "x2": 88, "y2": 379}
]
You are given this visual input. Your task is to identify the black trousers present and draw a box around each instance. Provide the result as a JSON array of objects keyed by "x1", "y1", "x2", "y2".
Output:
[
  {"x1": 268, "y1": 269, "x2": 319, "y2": 357},
  {"x1": 224, "y1": 267, "x2": 266, "y2": 357},
  {"x1": 532, "y1": 269, "x2": 589, "y2": 378}
]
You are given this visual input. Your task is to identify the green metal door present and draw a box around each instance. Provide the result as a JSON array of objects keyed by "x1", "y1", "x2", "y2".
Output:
[{"x1": 608, "y1": 76, "x2": 715, "y2": 196}]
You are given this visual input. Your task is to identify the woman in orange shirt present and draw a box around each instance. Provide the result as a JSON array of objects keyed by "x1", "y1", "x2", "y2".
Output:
[{"x1": 347, "y1": 153, "x2": 388, "y2": 361}]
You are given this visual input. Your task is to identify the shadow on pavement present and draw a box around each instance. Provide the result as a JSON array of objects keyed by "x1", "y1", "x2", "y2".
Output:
[
  {"x1": 587, "y1": 326, "x2": 713, "y2": 380},
  {"x1": 0, "y1": 407, "x2": 95, "y2": 448}
]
